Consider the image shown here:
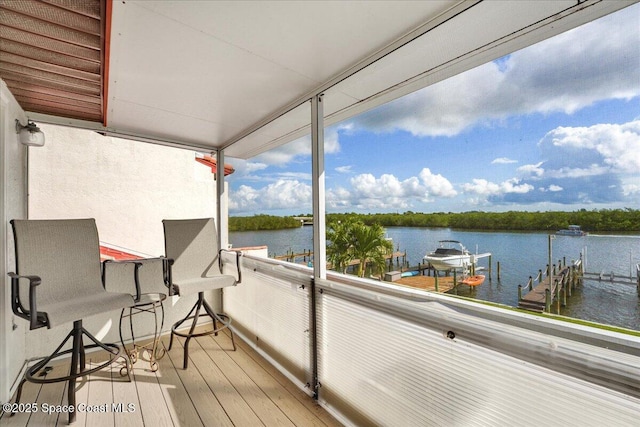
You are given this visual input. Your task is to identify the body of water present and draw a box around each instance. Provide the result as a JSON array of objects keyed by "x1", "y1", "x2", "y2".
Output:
[{"x1": 230, "y1": 227, "x2": 640, "y2": 330}]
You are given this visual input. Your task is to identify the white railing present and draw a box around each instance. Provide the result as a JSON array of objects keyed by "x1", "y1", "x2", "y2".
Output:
[
  {"x1": 224, "y1": 255, "x2": 640, "y2": 426},
  {"x1": 223, "y1": 254, "x2": 314, "y2": 392}
]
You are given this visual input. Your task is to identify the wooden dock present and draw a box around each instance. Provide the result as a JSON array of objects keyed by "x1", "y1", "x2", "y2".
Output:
[
  {"x1": 583, "y1": 271, "x2": 640, "y2": 288},
  {"x1": 518, "y1": 261, "x2": 582, "y2": 313},
  {"x1": 395, "y1": 275, "x2": 456, "y2": 293}
]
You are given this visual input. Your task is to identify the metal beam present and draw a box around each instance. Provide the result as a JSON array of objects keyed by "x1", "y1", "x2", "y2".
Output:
[
  {"x1": 25, "y1": 112, "x2": 217, "y2": 153},
  {"x1": 310, "y1": 93, "x2": 325, "y2": 400},
  {"x1": 311, "y1": 94, "x2": 326, "y2": 280}
]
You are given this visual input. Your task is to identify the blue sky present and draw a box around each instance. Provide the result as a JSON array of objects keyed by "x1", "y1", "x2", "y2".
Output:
[{"x1": 227, "y1": 5, "x2": 640, "y2": 216}]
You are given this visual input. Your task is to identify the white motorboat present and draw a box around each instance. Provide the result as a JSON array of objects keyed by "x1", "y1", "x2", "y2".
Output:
[
  {"x1": 424, "y1": 240, "x2": 473, "y2": 271},
  {"x1": 556, "y1": 225, "x2": 587, "y2": 236}
]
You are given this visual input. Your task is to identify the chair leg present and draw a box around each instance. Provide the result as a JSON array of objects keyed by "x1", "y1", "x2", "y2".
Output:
[
  {"x1": 170, "y1": 292, "x2": 235, "y2": 370},
  {"x1": 168, "y1": 329, "x2": 174, "y2": 352},
  {"x1": 202, "y1": 298, "x2": 236, "y2": 351},
  {"x1": 80, "y1": 338, "x2": 86, "y2": 373},
  {"x1": 82, "y1": 324, "x2": 131, "y2": 382},
  {"x1": 10, "y1": 320, "x2": 125, "y2": 423},
  {"x1": 184, "y1": 294, "x2": 204, "y2": 369},
  {"x1": 9, "y1": 330, "x2": 75, "y2": 416},
  {"x1": 8, "y1": 378, "x2": 27, "y2": 417},
  {"x1": 169, "y1": 296, "x2": 200, "y2": 352},
  {"x1": 68, "y1": 320, "x2": 82, "y2": 424}
]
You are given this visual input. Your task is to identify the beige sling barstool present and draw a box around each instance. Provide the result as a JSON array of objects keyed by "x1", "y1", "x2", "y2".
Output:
[
  {"x1": 8, "y1": 219, "x2": 134, "y2": 424},
  {"x1": 162, "y1": 218, "x2": 241, "y2": 369}
]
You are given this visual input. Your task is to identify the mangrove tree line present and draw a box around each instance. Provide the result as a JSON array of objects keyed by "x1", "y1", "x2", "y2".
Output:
[{"x1": 230, "y1": 209, "x2": 640, "y2": 232}]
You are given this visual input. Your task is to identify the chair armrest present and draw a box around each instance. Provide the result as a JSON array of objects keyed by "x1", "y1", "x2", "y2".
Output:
[
  {"x1": 219, "y1": 249, "x2": 242, "y2": 284},
  {"x1": 163, "y1": 257, "x2": 176, "y2": 296},
  {"x1": 102, "y1": 259, "x2": 143, "y2": 301},
  {"x1": 8, "y1": 272, "x2": 46, "y2": 330},
  {"x1": 135, "y1": 256, "x2": 174, "y2": 297}
]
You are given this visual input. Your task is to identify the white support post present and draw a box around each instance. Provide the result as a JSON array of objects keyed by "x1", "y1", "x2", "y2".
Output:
[
  {"x1": 310, "y1": 94, "x2": 325, "y2": 400},
  {"x1": 311, "y1": 94, "x2": 326, "y2": 280},
  {"x1": 216, "y1": 150, "x2": 229, "y2": 251},
  {"x1": 215, "y1": 150, "x2": 229, "y2": 313}
]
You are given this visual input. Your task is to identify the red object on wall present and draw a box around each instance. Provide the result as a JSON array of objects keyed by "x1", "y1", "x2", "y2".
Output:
[
  {"x1": 100, "y1": 245, "x2": 142, "y2": 261},
  {"x1": 195, "y1": 155, "x2": 235, "y2": 176}
]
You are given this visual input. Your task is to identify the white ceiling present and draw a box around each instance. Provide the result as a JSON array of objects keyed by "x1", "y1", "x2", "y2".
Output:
[{"x1": 30, "y1": 0, "x2": 637, "y2": 158}]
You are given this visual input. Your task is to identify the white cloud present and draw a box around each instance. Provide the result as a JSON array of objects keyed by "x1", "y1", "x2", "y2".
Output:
[
  {"x1": 540, "y1": 120, "x2": 640, "y2": 174},
  {"x1": 324, "y1": 170, "x2": 456, "y2": 210},
  {"x1": 548, "y1": 185, "x2": 563, "y2": 192},
  {"x1": 252, "y1": 124, "x2": 345, "y2": 166},
  {"x1": 419, "y1": 168, "x2": 457, "y2": 197},
  {"x1": 518, "y1": 162, "x2": 545, "y2": 178},
  {"x1": 278, "y1": 172, "x2": 312, "y2": 180},
  {"x1": 325, "y1": 186, "x2": 354, "y2": 209},
  {"x1": 229, "y1": 179, "x2": 311, "y2": 212},
  {"x1": 254, "y1": 138, "x2": 310, "y2": 166},
  {"x1": 492, "y1": 157, "x2": 518, "y2": 164},
  {"x1": 623, "y1": 182, "x2": 640, "y2": 196},
  {"x1": 501, "y1": 178, "x2": 534, "y2": 194},
  {"x1": 230, "y1": 145, "x2": 457, "y2": 213},
  {"x1": 462, "y1": 178, "x2": 534, "y2": 196},
  {"x1": 350, "y1": 173, "x2": 423, "y2": 200},
  {"x1": 461, "y1": 179, "x2": 500, "y2": 196},
  {"x1": 224, "y1": 159, "x2": 268, "y2": 182},
  {"x1": 244, "y1": 161, "x2": 268, "y2": 173},
  {"x1": 262, "y1": 180, "x2": 311, "y2": 208},
  {"x1": 353, "y1": 7, "x2": 639, "y2": 137},
  {"x1": 545, "y1": 164, "x2": 609, "y2": 179},
  {"x1": 229, "y1": 184, "x2": 260, "y2": 211}
]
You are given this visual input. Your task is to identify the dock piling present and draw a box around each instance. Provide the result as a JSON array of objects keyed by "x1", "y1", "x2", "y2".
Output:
[
  {"x1": 545, "y1": 289, "x2": 551, "y2": 312},
  {"x1": 488, "y1": 255, "x2": 492, "y2": 278},
  {"x1": 556, "y1": 279, "x2": 561, "y2": 312}
]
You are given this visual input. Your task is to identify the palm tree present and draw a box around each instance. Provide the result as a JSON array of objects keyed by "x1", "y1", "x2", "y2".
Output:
[
  {"x1": 326, "y1": 219, "x2": 393, "y2": 277},
  {"x1": 350, "y1": 222, "x2": 393, "y2": 277},
  {"x1": 326, "y1": 218, "x2": 357, "y2": 273}
]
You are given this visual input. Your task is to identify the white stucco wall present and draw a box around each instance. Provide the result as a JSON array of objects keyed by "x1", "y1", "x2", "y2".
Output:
[{"x1": 28, "y1": 124, "x2": 216, "y2": 256}]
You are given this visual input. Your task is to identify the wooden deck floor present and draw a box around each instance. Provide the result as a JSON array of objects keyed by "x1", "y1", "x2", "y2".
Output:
[
  {"x1": 1, "y1": 329, "x2": 341, "y2": 427},
  {"x1": 395, "y1": 275, "x2": 456, "y2": 293}
]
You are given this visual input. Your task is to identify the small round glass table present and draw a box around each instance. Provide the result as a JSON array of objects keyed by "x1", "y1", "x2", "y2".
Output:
[{"x1": 119, "y1": 293, "x2": 167, "y2": 373}]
